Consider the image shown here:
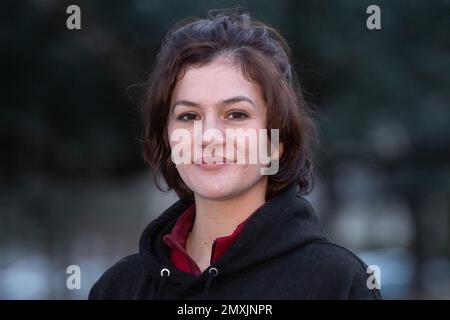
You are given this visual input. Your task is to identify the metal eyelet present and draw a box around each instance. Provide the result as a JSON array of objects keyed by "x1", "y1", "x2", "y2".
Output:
[
  {"x1": 160, "y1": 268, "x2": 170, "y2": 277},
  {"x1": 208, "y1": 267, "x2": 219, "y2": 277}
]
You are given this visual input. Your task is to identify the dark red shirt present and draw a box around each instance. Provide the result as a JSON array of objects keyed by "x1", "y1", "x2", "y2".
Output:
[{"x1": 162, "y1": 203, "x2": 255, "y2": 276}]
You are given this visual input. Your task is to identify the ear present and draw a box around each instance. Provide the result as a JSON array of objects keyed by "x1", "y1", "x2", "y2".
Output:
[{"x1": 272, "y1": 142, "x2": 284, "y2": 161}]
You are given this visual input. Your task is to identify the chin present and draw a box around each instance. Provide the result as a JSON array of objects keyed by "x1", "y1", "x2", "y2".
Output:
[
  {"x1": 178, "y1": 164, "x2": 265, "y2": 201},
  {"x1": 191, "y1": 180, "x2": 238, "y2": 200}
]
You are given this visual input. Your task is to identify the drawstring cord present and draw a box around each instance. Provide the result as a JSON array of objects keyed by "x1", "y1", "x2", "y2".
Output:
[
  {"x1": 202, "y1": 267, "x2": 219, "y2": 299},
  {"x1": 155, "y1": 268, "x2": 170, "y2": 300}
]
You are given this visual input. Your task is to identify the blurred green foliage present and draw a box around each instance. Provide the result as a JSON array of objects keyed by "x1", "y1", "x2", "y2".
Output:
[{"x1": 2, "y1": 0, "x2": 450, "y2": 184}]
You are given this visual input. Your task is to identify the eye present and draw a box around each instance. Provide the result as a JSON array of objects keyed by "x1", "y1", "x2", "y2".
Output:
[
  {"x1": 177, "y1": 112, "x2": 199, "y2": 121},
  {"x1": 226, "y1": 111, "x2": 250, "y2": 120}
]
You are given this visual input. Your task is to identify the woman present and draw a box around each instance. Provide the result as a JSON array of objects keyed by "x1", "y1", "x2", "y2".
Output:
[{"x1": 89, "y1": 10, "x2": 382, "y2": 300}]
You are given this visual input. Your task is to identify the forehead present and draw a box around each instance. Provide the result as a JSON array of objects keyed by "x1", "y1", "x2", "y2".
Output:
[{"x1": 171, "y1": 59, "x2": 264, "y2": 105}]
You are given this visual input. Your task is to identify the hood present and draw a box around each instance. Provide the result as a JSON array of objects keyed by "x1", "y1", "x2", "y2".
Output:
[{"x1": 138, "y1": 182, "x2": 331, "y2": 299}]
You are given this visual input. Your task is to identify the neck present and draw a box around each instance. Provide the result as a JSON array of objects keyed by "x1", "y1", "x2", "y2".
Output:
[{"x1": 186, "y1": 178, "x2": 268, "y2": 272}]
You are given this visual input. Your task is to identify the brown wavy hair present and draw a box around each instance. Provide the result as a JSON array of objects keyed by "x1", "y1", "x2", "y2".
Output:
[{"x1": 141, "y1": 9, "x2": 318, "y2": 201}]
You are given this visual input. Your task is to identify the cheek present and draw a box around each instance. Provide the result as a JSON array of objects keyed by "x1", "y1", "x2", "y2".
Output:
[
  {"x1": 167, "y1": 126, "x2": 196, "y2": 163},
  {"x1": 174, "y1": 164, "x2": 192, "y2": 183}
]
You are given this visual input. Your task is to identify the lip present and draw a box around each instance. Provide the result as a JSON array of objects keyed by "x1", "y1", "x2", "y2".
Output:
[
  {"x1": 194, "y1": 158, "x2": 233, "y2": 171},
  {"x1": 195, "y1": 162, "x2": 228, "y2": 171}
]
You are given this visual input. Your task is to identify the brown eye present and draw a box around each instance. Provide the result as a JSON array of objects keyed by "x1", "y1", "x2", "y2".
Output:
[
  {"x1": 177, "y1": 112, "x2": 199, "y2": 121},
  {"x1": 227, "y1": 111, "x2": 249, "y2": 120}
]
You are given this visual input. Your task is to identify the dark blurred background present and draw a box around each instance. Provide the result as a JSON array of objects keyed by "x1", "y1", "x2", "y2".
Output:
[{"x1": 1, "y1": 0, "x2": 449, "y2": 299}]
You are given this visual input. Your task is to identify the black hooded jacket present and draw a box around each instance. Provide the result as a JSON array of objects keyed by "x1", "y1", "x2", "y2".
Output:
[{"x1": 89, "y1": 183, "x2": 382, "y2": 300}]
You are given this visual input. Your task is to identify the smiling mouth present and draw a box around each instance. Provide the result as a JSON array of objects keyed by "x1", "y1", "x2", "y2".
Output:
[
  {"x1": 194, "y1": 157, "x2": 235, "y2": 171},
  {"x1": 197, "y1": 158, "x2": 234, "y2": 164}
]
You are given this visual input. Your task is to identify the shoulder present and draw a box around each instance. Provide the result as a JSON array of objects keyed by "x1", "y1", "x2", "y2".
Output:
[
  {"x1": 295, "y1": 241, "x2": 382, "y2": 299},
  {"x1": 88, "y1": 254, "x2": 145, "y2": 300}
]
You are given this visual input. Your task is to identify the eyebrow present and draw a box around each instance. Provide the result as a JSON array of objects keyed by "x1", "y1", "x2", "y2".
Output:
[{"x1": 171, "y1": 95, "x2": 256, "y2": 114}]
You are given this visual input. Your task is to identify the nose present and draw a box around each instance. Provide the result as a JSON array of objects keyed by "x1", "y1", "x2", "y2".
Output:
[{"x1": 200, "y1": 113, "x2": 225, "y2": 153}]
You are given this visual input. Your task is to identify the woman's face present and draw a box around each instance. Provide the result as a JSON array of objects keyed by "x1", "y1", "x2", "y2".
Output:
[{"x1": 167, "y1": 58, "x2": 269, "y2": 201}]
